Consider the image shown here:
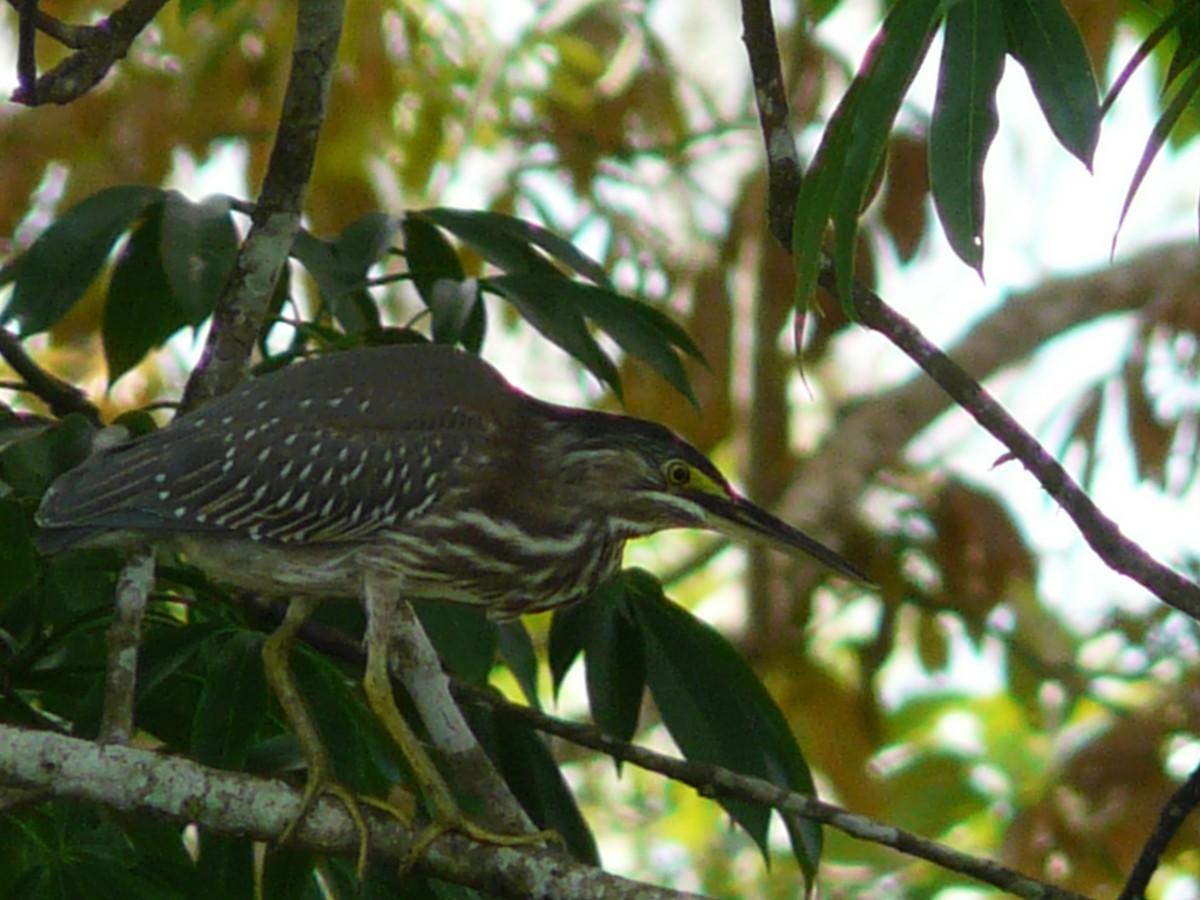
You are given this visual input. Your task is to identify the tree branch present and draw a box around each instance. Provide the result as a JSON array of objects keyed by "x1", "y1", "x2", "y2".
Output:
[
  {"x1": 10, "y1": 0, "x2": 169, "y2": 106},
  {"x1": 453, "y1": 683, "x2": 1087, "y2": 900},
  {"x1": 0, "y1": 327, "x2": 102, "y2": 426},
  {"x1": 0, "y1": 725, "x2": 699, "y2": 900},
  {"x1": 1118, "y1": 755, "x2": 1200, "y2": 899},
  {"x1": 737, "y1": 0, "x2": 1200, "y2": 620},
  {"x1": 181, "y1": 0, "x2": 345, "y2": 411}
]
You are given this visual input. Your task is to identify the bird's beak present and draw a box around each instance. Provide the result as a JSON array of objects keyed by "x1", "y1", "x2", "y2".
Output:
[{"x1": 692, "y1": 490, "x2": 870, "y2": 583}]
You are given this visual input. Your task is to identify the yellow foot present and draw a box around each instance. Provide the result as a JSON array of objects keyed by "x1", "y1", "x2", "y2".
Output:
[
  {"x1": 380, "y1": 806, "x2": 560, "y2": 877},
  {"x1": 278, "y1": 776, "x2": 372, "y2": 877}
]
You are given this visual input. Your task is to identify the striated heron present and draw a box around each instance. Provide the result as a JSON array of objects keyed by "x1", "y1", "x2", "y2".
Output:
[{"x1": 36, "y1": 342, "x2": 866, "y2": 864}]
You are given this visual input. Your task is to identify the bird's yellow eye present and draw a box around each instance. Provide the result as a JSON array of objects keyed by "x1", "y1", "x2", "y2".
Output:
[{"x1": 663, "y1": 459, "x2": 692, "y2": 487}]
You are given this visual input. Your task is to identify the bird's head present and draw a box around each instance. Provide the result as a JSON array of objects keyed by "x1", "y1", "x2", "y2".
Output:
[{"x1": 538, "y1": 406, "x2": 868, "y2": 582}]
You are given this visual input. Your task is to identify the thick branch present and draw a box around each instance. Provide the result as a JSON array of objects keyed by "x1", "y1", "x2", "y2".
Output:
[
  {"x1": 0, "y1": 725, "x2": 700, "y2": 900},
  {"x1": 181, "y1": 0, "x2": 344, "y2": 410}
]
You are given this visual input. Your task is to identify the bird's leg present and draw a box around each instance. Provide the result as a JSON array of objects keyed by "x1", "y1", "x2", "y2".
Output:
[
  {"x1": 261, "y1": 596, "x2": 372, "y2": 875},
  {"x1": 360, "y1": 574, "x2": 557, "y2": 869}
]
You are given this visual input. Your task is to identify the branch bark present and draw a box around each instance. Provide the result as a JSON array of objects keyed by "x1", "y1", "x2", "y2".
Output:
[
  {"x1": 0, "y1": 725, "x2": 700, "y2": 900},
  {"x1": 181, "y1": 0, "x2": 345, "y2": 411}
]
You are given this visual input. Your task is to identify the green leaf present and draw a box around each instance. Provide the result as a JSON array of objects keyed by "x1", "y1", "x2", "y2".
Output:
[
  {"x1": 548, "y1": 599, "x2": 590, "y2": 697},
  {"x1": 481, "y1": 274, "x2": 620, "y2": 396},
  {"x1": 793, "y1": 0, "x2": 940, "y2": 310},
  {"x1": 468, "y1": 704, "x2": 600, "y2": 865},
  {"x1": 191, "y1": 630, "x2": 268, "y2": 769},
  {"x1": 103, "y1": 201, "x2": 192, "y2": 383},
  {"x1": 423, "y1": 208, "x2": 613, "y2": 287},
  {"x1": 0, "y1": 413, "x2": 94, "y2": 499},
  {"x1": 1, "y1": 185, "x2": 164, "y2": 335},
  {"x1": 0, "y1": 497, "x2": 40, "y2": 606},
  {"x1": 402, "y1": 214, "x2": 485, "y2": 352},
  {"x1": 159, "y1": 191, "x2": 240, "y2": 325},
  {"x1": 292, "y1": 214, "x2": 393, "y2": 334},
  {"x1": 627, "y1": 569, "x2": 821, "y2": 880},
  {"x1": 413, "y1": 599, "x2": 498, "y2": 685},
  {"x1": 497, "y1": 621, "x2": 542, "y2": 710},
  {"x1": 830, "y1": 0, "x2": 941, "y2": 302},
  {"x1": 547, "y1": 278, "x2": 702, "y2": 403},
  {"x1": 1004, "y1": 0, "x2": 1100, "y2": 166},
  {"x1": 1113, "y1": 60, "x2": 1200, "y2": 250},
  {"x1": 930, "y1": 0, "x2": 1006, "y2": 272},
  {"x1": 418, "y1": 208, "x2": 561, "y2": 277},
  {"x1": 583, "y1": 578, "x2": 645, "y2": 748}
]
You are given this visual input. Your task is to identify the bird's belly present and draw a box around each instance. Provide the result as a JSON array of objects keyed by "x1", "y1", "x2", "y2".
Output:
[{"x1": 173, "y1": 535, "x2": 365, "y2": 596}]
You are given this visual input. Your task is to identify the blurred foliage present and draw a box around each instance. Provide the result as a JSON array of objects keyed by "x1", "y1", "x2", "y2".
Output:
[{"x1": 3, "y1": 0, "x2": 1200, "y2": 898}]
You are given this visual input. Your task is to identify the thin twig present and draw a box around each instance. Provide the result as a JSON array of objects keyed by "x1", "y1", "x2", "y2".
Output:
[
  {"x1": 0, "y1": 328, "x2": 101, "y2": 426},
  {"x1": 1118, "y1": 759, "x2": 1200, "y2": 900},
  {"x1": 11, "y1": 0, "x2": 170, "y2": 106},
  {"x1": 844, "y1": 274, "x2": 1200, "y2": 621},
  {"x1": 97, "y1": 549, "x2": 155, "y2": 744},
  {"x1": 2, "y1": 0, "x2": 104, "y2": 49},
  {"x1": 180, "y1": 0, "x2": 346, "y2": 411},
  {"x1": 452, "y1": 683, "x2": 1087, "y2": 900},
  {"x1": 254, "y1": 603, "x2": 1083, "y2": 899}
]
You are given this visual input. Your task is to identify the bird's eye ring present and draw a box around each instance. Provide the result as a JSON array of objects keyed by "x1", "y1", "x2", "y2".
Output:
[{"x1": 664, "y1": 460, "x2": 691, "y2": 486}]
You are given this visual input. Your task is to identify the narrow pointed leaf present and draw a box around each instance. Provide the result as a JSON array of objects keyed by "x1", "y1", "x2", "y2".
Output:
[
  {"x1": 831, "y1": 0, "x2": 941, "y2": 301},
  {"x1": 191, "y1": 630, "x2": 267, "y2": 769},
  {"x1": 2, "y1": 186, "x2": 163, "y2": 335},
  {"x1": 1114, "y1": 61, "x2": 1200, "y2": 249},
  {"x1": 418, "y1": 207, "x2": 560, "y2": 277},
  {"x1": 424, "y1": 207, "x2": 613, "y2": 287},
  {"x1": 1004, "y1": 0, "x2": 1100, "y2": 166},
  {"x1": 481, "y1": 274, "x2": 621, "y2": 396},
  {"x1": 469, "y1": 704, "x2": 600, "y2": 865},
  {"x1": 626, "y1": 569, "x2": 821, "y2": 878},
  {"x1": 497, "y1": 621, "x2": 542, "y2": 711},
  {"x1": 930, "y1": 0, "x2": 1005, "y2": 272},
  {"x1": 548, "y1": 599, "x2": 591, "y2": 697},
  {"x1": 583, "y1": 578, "x2": 645, "y2": 748}
]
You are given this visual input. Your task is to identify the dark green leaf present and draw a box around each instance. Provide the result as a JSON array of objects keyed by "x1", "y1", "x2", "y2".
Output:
[
  {"x1": 583, "y1": 578, "x2": 645, "y2": 748},
  {"x1": 469, "y1": 704, "x2": 600, "y2": 865},
  {"x1": 2, "y1": 185, "x2": 163, "y2": 335},
  {"x1": 627, "y1": 569, "x2": 821, "y2": 879},
  {"x1": 930, "y1": 0, "x2": 1005, "y2": 272},
  {"x1": 0, "y1": 413, "x2": 94, "y2": 499},
  {"x1": 424, "y1": 208, "x2": 613, "y2": 287},
  {"x1": 401, "y1": 213, "x2": 486, "y2": 350},
  {"x1": 545, "y1": 278, "x2": 701, "y2": 403},
  {"x1": 548, "y1": 599, "x2": 591, "y2": 697},
  {"x1": 0, "y1": 497, "x2": 41, "y2": 605},
  {"x1": 418, "y1": 208, "x2": 561, "y2": 277},
  {"x1": 793, "y1": 0, "x2": 940, "y2": 310},
  {"x1": 830, "y1": 0, "x2": 941, "y2": 302},
  {"x1": 292, "y1": 214, "x2": 393, "y2": 334},
  {"x1": 103, "y1": 203, "x2": 190, "y2": 384},
  {"x1": 497, "y1": 621, "x2": 542, "y2": 710},
  {"x1": 159, "y1": 191, "x2": 239, "y2": 325},
  {"x1": 1004, "y1": 0, "x2": 1100, "y2": 166},
  {"x1": 191, "y1": 630, "x2": 268, "y2": 769},
  {"x1": 188, "y1": 834, "x2": 254, "y2": 900},
  {"x1": 482, "y1": 274, "x2": 620, "y2": 396},
  {"x1": 413, "y1": 599, "x2": 498, "y2": 685},
  {"x1": 1114, "y1": 61, "x2": 1200, "y2": 249}
]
